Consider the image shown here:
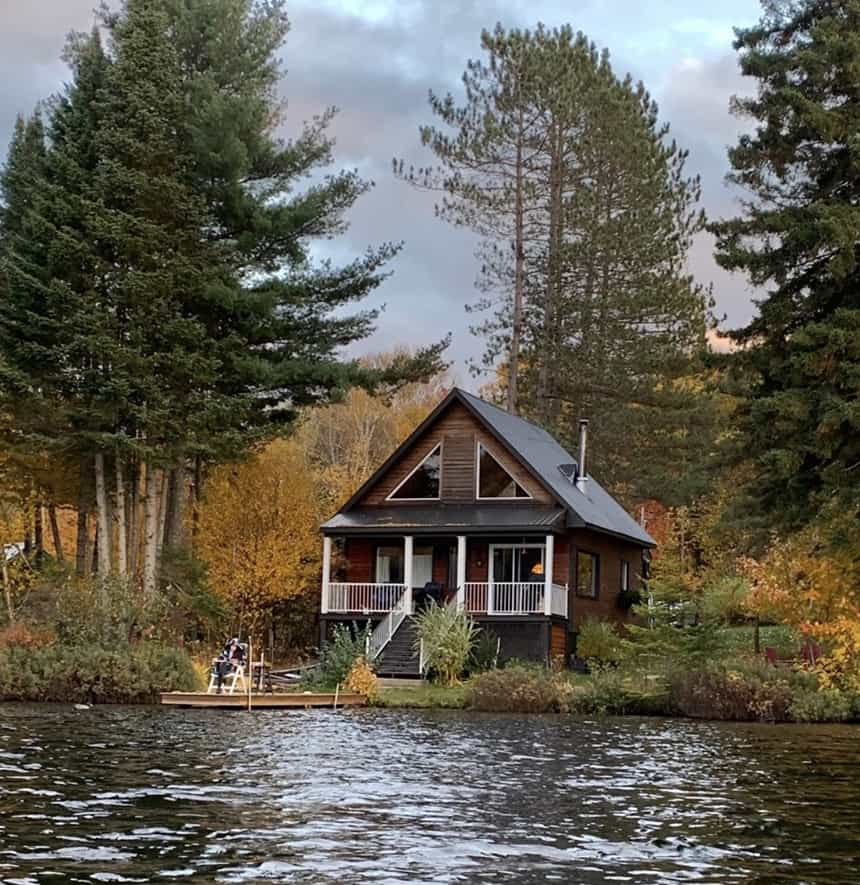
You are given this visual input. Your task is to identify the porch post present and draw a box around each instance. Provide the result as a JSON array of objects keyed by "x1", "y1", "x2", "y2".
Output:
[
  {"x1": 403, "y1": 535, "x2": 414, "y2": 613},
  {"x1": 456, "y1": 535, "x2": 467, "y2": 610},
  {"x1": 321, "y1": 535, "x2": 332, "y2": 614},
  {"x1": 544, "y1": 533, "x2": 554, "y2": 615}
]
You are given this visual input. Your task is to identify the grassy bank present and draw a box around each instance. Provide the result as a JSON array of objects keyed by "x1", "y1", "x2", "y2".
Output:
[{"x1": 369, "y1": 663, "x2": 860, "y2": 723}]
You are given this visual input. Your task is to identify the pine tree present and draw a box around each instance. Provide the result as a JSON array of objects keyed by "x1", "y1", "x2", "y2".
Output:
[
  {"x1": 406, "y1": 24, "x2": 714, "y2": 502},
  {"x1": 711, "y1": 0, "x2": 860, "y2": 531}
]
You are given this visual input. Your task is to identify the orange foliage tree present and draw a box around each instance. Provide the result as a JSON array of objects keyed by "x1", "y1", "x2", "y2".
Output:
[{"x1": 740, "y1": 526, "x2": 860, "y2": 689}]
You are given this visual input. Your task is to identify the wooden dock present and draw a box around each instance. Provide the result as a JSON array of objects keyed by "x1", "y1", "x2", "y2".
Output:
[{"x1": 159, "y1": 691, "x2": 366, "y2": 709}]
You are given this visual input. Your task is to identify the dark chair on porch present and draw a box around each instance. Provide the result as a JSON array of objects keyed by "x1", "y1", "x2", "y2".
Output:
[{"x1": 414, "y1": 581, "x2": 445, "y2": 611}]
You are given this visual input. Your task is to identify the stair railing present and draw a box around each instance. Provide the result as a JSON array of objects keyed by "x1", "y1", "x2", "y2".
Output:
[{"x1": 366, "y1": 588, "x2": 409, "y2": 662}]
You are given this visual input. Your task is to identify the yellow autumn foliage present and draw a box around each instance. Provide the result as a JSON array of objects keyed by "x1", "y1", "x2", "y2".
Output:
[
  {"x1": 196, "y1": 439, "x2": 322, "y2": 632},
  {"x1": 740, "y1": 528, "x2": 860, "y2": 690},
  {"x1": 345, "y1": 656, "x2": 378, "y2": 697}
]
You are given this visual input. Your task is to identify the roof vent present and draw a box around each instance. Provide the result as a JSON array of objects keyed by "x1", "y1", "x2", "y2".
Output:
[{"x1": 558, "y1": 463, "x2": 577, "y2": 484}]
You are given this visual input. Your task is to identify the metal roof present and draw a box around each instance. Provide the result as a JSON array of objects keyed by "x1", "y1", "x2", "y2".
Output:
[
  {"x1": 458, "y1": 390, "x2": 655, "y2": 547},
  {"x1": 327, "y1": 388, "x2": 655, "y2": 547},
  {"x1": 323, "y1": 504, "x2": 566, "y2": 534}
]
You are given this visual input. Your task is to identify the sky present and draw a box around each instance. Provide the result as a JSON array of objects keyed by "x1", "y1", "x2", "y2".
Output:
[{"x1": 0, "y1": 0, "x2": 764, "y2": 384}]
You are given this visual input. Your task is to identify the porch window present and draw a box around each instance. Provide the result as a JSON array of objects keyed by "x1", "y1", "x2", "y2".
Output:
[
  {"x1": 387, "y1": 444, "x2": 441, "y2": 500},
  {"x1": 477, "y1": 442, "x2": 530, "y2": 499},
  {"x1": 376, "y1": 546, "x2": 404, "y2": 583},
  {"x1": 576, "y1": 551, "x2": 599, "y2": 598},
  {"x1": 491, "y1": 544, "x2": 544, "y2": 583}
]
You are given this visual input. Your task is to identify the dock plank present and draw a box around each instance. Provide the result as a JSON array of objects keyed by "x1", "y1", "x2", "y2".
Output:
[{"x1": 159, "y1": 691, "x2": 366, "y2": 709}]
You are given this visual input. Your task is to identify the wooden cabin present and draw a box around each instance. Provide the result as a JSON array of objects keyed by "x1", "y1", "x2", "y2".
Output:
[{"x1": 319, "y1": 388, "x2": 655, "y2": 675}]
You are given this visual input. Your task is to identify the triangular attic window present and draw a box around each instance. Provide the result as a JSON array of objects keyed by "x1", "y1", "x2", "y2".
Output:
[
  {"x1": 477, "y1": 442, "x2": 530, "y2": 499},
  {"x1": 387, "y1": 444, "x2": 441, "y2": 500}
]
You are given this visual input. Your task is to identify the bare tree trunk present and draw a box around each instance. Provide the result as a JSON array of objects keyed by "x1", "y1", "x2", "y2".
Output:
[
  {"x1": 508, "y1": 106, "x2": 525, "y2": 416},
  {"x1": 163, "y1": 464, "x2": 186, "y2": 551},
  {"x1": 156, "y1": 470, "x2": 169, "y2": 564},
  {"x1": 33, "y1": 502, "x2": 44, "y2": 567},
  {"x1": 128, "y1": 458, "x2": 141, "y2": 580},
  {"x1": 48, "y1": 504, "x2": 64, "y2": 565},
  {"x1": 91, "y1": 522, "x2": 99, "y2": 574},
  {"x1": 191, "y1": 455, "x2": 203, "y2": 547},
  {"x1": 2, "y1": 557, "x2": 14, "y2": 626},
  {"x1": 142, "y1": 463, "x2": 162, "y2": 596},
  {"x1": 114, "y1": 454, "x2": 128, "y2": 576},
  {"x1": 75, "y1": 456, "x2": 90, "y2": 576},
  {"x1": 94, "y1": 453, "x2": 112, "y2": 575}
]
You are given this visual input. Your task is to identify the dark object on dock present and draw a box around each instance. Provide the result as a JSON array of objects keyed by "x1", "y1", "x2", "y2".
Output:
[{"x1": 159, "y1": 691, "x2": 365, "y2": 709}]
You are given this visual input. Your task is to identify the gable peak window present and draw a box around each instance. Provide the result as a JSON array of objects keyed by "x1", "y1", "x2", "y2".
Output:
[
  {"x1": 387, "y1": 444, "x2": 441, "y2": 500},
  {"x1": 477, "y1": 442, "x2": 530, "y2": 499}
]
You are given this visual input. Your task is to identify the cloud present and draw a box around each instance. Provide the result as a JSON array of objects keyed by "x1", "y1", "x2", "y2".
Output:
[{"x1": 0, "y1": 0, "x2": 766, "y2": 381}]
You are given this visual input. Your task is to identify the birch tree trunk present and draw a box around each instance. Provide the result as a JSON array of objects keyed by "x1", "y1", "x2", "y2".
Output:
[
  {"x1": 48, "y1": 504, "x2": 65, "y2": 564},
  {"x1": 128, "y1": 458, "x2": 141, "y2": 579},
  {"x1": 142, "y1": 463, "x2": 162, "y2": 596},
  {"x1": 75, "y1": 456, "x2": 90, "y2": 576},
  {"x1": 156, "y1": 469, "x2": 169, "y2": 563},
  {"x1": 2, "y1": 557, "x2": 14, "y2": 626},
  {"x1": 114, "y1": 454, "x2": 128, "y2": 576},
  {"x1": 94, "y1": 453, "x2": 112, "y2": 576}
]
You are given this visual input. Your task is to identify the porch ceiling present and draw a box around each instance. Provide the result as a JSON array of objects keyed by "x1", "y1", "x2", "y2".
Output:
[{"x1": 321, "y1": 504, "x2": 566, "y2": 535}]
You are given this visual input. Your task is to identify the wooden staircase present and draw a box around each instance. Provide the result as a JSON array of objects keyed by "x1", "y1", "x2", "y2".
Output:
[{"x1": 375, "y1": 616, "x2": 421, "y2": 677}]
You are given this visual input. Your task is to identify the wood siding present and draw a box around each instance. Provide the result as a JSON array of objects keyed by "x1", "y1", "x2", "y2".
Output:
[
  {"x1": 358, "y1": 402, "x2": 552, "y2": 506},
  {"x1": 550, "y1": 623, "x2": 567, "y2": 660},
  {"x1": 343, "y1": 538, "x2": 373, "y2": 583},
  {"x1": 567, "y1": 528, "x2": 645, "y2": 630}
]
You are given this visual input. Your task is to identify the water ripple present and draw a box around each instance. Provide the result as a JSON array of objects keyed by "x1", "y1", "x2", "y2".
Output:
[{"x1": 0, "y1": 704, "x2": 858, "y2": 883}]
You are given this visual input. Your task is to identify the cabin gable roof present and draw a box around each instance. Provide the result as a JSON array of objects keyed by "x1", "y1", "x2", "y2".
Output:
[{"x1": 327, "y1": 388, "x2": 655, "y2": 547}]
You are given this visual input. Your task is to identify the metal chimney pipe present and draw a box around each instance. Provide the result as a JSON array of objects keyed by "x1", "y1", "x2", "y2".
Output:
[{"x1": 576, "y1": 419, "x2": 589, "y2": 491}]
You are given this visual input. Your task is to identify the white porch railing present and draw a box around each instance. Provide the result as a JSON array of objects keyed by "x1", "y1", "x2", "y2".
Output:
[
  {"x1": 366, "y1": 589, "x2": 409, "y2": 661},
  {"x1": 463, "y1": 582, "x2": 568, "y2": 616},
  {"x1": 328, "y1": 582, "x2": 406, "y2": 613}
]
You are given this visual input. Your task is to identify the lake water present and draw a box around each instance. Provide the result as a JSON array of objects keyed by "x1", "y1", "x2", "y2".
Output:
[{"x1": 0, "y1": 704, "x2": 858, "y2": 883}]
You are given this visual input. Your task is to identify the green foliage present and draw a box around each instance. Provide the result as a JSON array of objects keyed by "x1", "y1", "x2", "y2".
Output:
[
  {"x1": 466, "y1": 664, "x2": 574, "y2": 713},
  {"x1": 570, "y1": 664, "x2": 669, "y2": 716},
  {"x1": 466, "y1": 628, "x2": 500, "y2": 674},
  {"x1": 789, "y1": 687, "x2": 854, "y2": 724},
  {"x1": 412, "y1": 602, "x2": 478, "y2": 685},
  {"x1": 372, "y1": 683, "x2": 468, "y2": 709},
  {"x1": 576, "y1": 619, "x2": 621, "y2": 664},
  {"x1": 312, "y1": 622, "x2": 373, "y2": 687},
  {"x1": 0, "y1": 641, "x2": 198, "y2": 703},
  {"x1": 711, "y1": 0, "x2": 860, "y2": 532}
]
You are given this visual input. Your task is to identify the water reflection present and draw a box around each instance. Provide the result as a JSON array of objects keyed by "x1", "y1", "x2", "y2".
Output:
[{"x1": 0, "y1": 704, "x2": 858, "y2": 883}]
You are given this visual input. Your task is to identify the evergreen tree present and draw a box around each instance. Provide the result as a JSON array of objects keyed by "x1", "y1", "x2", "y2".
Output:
[
  {"x1": 711, "y1": 0, "x2": 860, "y2": 532},
  {"x1": 0, "y1": 0, "x2": 448, "y2": 593},
  {"x1": 406, "y1": 24, "x2": 714, "y2": 502}
]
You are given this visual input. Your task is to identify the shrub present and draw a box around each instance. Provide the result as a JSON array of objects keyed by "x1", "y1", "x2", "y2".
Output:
[
  {"x1": 576, "y1": 619, "x2": 621, "y2": 664},
  {"x1": 669, "y1": 665, "x2": 793, "y2": 722},
  {"x1": 345, "y1": 656, "x2": 378, "y2": 698},
  {"x1": 0, "y1": 642, "x2": 198, "y2": 704},
  {"x1": 466, "y1": 664, "x2": 574, "y2": 713},
  {"x1": 313, "y1": 622, "x2": 373, "y2": 687},
  {"x1": 571, "y1": 664, "x2": 670, "y2": 716},
  {"x1": 413, "y1": 602, "x2": 477, "y2": 685},
  {"x1": 467, "y1": 629, "x2": 500, "y2": 674},
  {"x1": 789, "y1": 687, "x2": 853, "y2": 723}
]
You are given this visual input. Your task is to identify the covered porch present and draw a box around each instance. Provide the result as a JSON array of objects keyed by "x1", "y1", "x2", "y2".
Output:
[{"x1": 321, "y1": 533, "x2": 568, "y2": 618}]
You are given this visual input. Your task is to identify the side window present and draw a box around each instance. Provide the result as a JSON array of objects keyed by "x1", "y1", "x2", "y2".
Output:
[
  {"x1": 576, "y1": 551, "x2": 599, "y2": 598},
  {"x1": 620, "y1": 560, "x2": 630, "y2": 592}
]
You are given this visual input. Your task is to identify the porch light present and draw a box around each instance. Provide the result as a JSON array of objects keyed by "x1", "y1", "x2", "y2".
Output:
[{"x1": 531, "y1": 562, "x2": 544, "y2": 576}]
